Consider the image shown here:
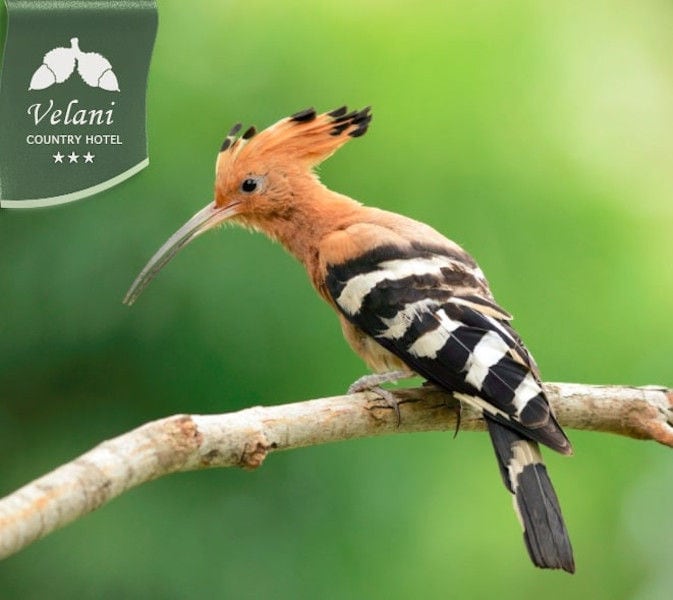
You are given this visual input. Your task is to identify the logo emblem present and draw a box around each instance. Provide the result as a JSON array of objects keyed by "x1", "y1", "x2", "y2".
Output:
[
  {"x1": 0, "y1": 0, "x2": 158, "y2": 209},
  {"x1": 29, "y1": 37, "x2": 120, "y2": 92}
]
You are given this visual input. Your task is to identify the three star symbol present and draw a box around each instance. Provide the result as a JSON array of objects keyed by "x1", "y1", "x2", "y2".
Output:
[{"x1": 52, "y1": 151, "x2": 95, "y2": 164}]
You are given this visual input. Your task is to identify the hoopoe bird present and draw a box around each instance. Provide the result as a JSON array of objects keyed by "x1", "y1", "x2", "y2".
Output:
[{"x1": 124, "y1": 106, "x2": 575, "y2": 573}]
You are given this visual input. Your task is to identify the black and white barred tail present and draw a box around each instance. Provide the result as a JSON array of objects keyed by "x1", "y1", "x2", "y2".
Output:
[{"x1": 486, "y1": 418, "x2": 575, "y2": 572}]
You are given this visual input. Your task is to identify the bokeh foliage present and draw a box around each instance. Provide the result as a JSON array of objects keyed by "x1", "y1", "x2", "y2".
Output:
[{"x1": 1, "y1": 0, "x2": 673, "y2": 597}]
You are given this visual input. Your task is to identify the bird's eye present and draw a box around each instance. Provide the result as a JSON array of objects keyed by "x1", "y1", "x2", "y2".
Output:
[{"x1": 241, "y1": 178, "x2": 258, "y2": 193}]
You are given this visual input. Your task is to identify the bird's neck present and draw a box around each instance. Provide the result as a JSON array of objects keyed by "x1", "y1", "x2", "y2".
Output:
[
  {"x1": 256, "y1": 184, "x2": 364, "y2": 285},
  {"x1": 279, "y1": 194, "x2": 361, "y2": 257}
]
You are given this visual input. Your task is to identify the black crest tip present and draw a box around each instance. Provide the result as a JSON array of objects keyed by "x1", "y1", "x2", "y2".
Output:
[
  {"x1": 333, "y1": 110, "x2": 357, "y2": 124},
  {"x1": 348, "y1": 124, "x2": 369, "y2": 138},
  {"x1": 328, "y1": 105, "x2": 372, "y2": 138},
  {"x1": 328, "y1": 105, "x2": 348, "y2": 118},
  {"x1": 353, "y1": 106, "x2": 372, "y2": 121},
  {"x1": 228, "y1": 122, "x2": 243, "y2": 137},
  {"x1": 290, "y1": 107, "x2": 317, "y2": 123},
  {"x1": 242, "y1": 125, "x2": 257, "y2": 140},
  {"x1": 330, "y1": 122, "x2": 351, "y2": 136},
  {"x1": 220, "y1": 138, "x2": 232, "y2": 152}
]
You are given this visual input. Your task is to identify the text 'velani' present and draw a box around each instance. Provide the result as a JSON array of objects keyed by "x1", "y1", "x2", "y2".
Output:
[{"x1": 27, "y1": 99, "x2": 115, "y2": 126}]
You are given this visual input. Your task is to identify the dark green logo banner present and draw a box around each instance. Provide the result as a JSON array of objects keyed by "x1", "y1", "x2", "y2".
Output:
[{"x1": 0, "y1": 0, "x2": 158, "y2": 208}]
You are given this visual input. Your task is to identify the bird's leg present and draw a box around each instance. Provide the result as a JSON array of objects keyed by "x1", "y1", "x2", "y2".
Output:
[
  {"x1": 348, "y1": 370, "x2": 415, "y2": 392},
  {"x1": 348, "y1": 370, "x2": 416, "y2": 425}
]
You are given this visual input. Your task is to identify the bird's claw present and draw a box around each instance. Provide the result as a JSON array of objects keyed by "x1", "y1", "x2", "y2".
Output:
[
  {"x1": 372, "y1": 386, "x2": 402, "y2": 426},
  {"x1": 347, "y1": 371, "x2": 413, "y2": 427}
]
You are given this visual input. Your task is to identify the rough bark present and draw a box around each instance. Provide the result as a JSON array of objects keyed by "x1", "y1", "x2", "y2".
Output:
[{"x1": 0, "y1": 382, "x2": 671, "y2": 560}]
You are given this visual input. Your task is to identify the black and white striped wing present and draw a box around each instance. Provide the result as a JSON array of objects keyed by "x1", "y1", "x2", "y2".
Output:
[{"x1": 326, "y1": 243, "x2": 570, "y2": 454}]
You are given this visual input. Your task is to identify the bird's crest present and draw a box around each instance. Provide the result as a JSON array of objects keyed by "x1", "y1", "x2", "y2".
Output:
[{"x1": 216, "y1": 106, "x2": 372, "y2": 174}]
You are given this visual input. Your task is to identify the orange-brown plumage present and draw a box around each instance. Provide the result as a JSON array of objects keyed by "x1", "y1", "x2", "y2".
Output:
[
  {"x1": 211, "y1": 107, "x2": 373, "y2": 298},
  {"x1": 124, "y1": 106, "x2": 575, "y2": 573}
]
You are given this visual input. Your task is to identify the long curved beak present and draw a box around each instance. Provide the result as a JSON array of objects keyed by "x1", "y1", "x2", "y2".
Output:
[{"x1": 123, "y1": 201, "x2": 240, "y2": 306}]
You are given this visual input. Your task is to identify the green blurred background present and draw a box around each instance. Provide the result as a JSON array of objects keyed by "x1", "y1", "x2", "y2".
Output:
[{"x1": 2, "y1": 0, "x2": 673, "y2": 597}]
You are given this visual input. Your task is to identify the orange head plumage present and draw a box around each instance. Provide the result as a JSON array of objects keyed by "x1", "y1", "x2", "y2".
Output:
[{"x1": 124, "y1": 106, "x2": 372, "y2": 305}]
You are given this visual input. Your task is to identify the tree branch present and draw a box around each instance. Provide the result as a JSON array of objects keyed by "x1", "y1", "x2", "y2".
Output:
[{"x1": 0, "y1": 382, "x2": 671, "y2": 560}]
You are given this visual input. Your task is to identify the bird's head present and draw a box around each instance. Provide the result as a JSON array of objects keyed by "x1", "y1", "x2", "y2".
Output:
[{"x1": 123, "y1": 106, "x2": 371, "y2": 305}]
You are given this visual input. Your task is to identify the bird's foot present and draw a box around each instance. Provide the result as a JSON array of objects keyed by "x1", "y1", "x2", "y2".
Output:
[{"x1": 348, "y1": 370, "x2": 416, "y2": 426}]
